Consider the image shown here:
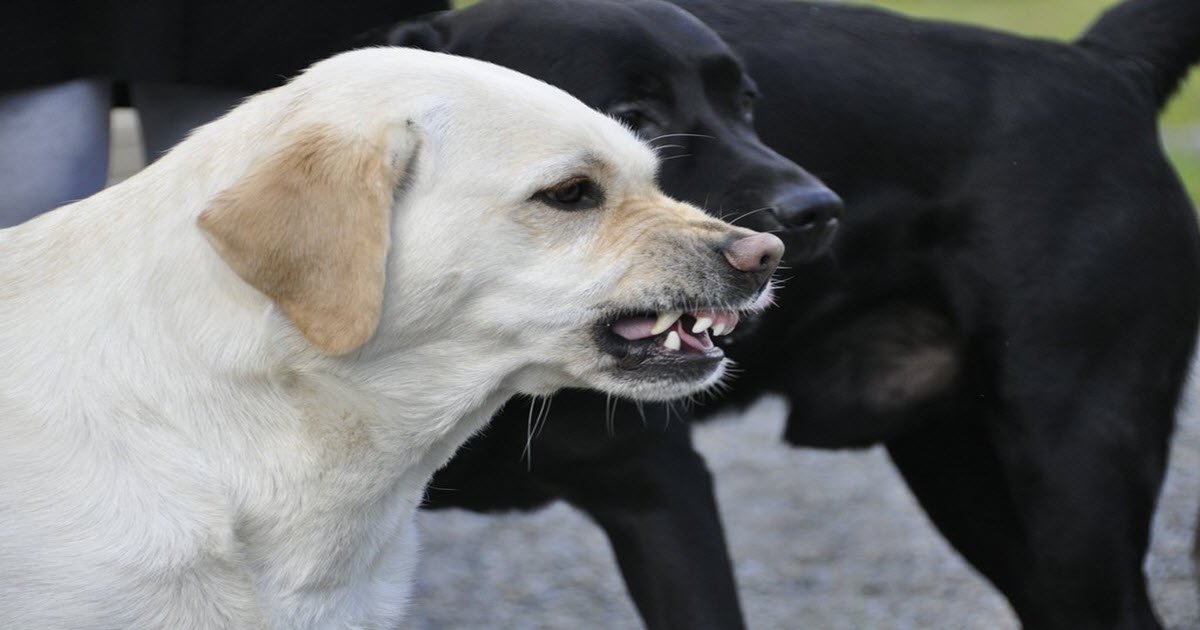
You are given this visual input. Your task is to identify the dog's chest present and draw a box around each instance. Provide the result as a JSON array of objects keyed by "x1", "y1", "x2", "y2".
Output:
[{"x1": 223, "y1": 437, "x2": 425, "y2": 627}]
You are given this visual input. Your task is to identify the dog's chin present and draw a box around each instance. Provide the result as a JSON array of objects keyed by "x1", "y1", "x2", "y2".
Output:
[{"x1": 589, "y1": 355, "x2": 730, "y2": 402}]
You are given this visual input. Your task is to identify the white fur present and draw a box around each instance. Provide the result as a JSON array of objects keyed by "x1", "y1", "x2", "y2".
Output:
[{"x1": 0, "y1": 48, "x2": 759, "y2": 628}]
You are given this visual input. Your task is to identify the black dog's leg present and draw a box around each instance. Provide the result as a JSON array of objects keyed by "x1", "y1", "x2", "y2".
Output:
[
  {"x1": 886, "y1": 417, "x2": 1035, "y2": 620},
  {"x1": 560, "y1": 416, "x2": 745, "y2": 630},
  {"x1": 427, "y1": 391, "x2": 745, "y2": 630},
  {"x1": 991, "y1": 407, "x2": 1163, "y2": 630},
  {"x1": 888, "y1": 413, "x2": 1163, "y2": 630}
]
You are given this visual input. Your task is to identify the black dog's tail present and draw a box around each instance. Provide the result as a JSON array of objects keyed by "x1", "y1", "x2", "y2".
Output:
[{"x1": 1077, "y1": 0, "x2": 1200, "y2": 109}]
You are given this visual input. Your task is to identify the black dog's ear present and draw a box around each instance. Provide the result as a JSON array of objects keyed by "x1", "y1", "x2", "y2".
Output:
[
  {"x1": 382, "y1": 15, "x2": 449, "y2": 50},
  {"x1": 351, "y1": 12, "x2": 450, "y2": 51}
]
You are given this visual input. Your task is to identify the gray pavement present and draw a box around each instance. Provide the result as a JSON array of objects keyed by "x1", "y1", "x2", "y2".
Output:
[
  {"x1": 108, "y1": 109, "x2": 1200, "y2": 630},
  {"x1": 408, "y1": 392, "x2": 1200, "y2": 630}
]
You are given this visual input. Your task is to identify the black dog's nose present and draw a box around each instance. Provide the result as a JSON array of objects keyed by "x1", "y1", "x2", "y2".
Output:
[
  {"x1": 770, "y1": 186, "x2": 843, "y2": 230},
  {"x1": 767, "y1": 186, "x2": 843, "y2": 261}
]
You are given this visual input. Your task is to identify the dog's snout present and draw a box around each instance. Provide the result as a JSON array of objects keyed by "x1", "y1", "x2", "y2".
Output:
[
  {"x1": 722, "y1": 232, "x2": 785, "y2": 284},
  {"x1": 771, "y1": 186, "x2": 844, "y2": 230},
  {"x1": 768, "y1": 186, "x2": 843, "y2": 262}
]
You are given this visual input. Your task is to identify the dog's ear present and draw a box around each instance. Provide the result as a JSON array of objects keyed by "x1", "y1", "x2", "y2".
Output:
[
  {"x1": 351, "y1": 13, "x2": 450, "y2": 52},
  {"x1": 198, "y1": 124, "x2": 414, "y2": 355},
  {"x1": 384, "y1": 17, "x2": 448, "y2": 51}
]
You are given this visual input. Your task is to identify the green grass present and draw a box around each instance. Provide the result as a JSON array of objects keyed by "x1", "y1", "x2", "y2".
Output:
[{"x1": 452, "y1": 0, "x2": 1200, "y2": 203}]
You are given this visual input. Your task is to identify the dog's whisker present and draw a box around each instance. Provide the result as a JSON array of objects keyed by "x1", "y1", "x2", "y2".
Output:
[
  {"x1": 605, "y1": 393, "x2": 616, "y2": 436},
  {"x1": 522, "y1": 395, "x2": 539, "y2": 469},
  {"x1": 648, "y1": 132, "x2": 717, "y2": 142},
  {"x1": 534, "y1": 396, "x2": 553, "y2": 440},
  {"x1": 728, "y1": 206, "x2": 773, "y2": 224}
]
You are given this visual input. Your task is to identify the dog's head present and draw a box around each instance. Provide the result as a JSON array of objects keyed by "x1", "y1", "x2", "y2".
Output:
[
  {"x1": 366, "y1": 0, "x2": 842, "y2": 264},
  {"x1": 196, "y1": 48, "x2": 781, "y2": 401}
]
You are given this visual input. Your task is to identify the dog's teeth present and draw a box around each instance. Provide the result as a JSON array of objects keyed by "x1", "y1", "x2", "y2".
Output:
[
  {"x1": 712, "y1": 323, "x2": 726, "y2": 336},
  {"x1": 664, "y1": 330, "x2": 682, "y2": 351},
  {"x1": 692, "y1": 317, "x2": 714, "y2": 334},
  {"x1": 651, "y1": 311, "x2": 683, "y2": 335}
]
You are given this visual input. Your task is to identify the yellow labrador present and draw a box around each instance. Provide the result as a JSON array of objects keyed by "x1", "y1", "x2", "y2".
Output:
[{"x1": 0, "y1": 48, "x2": 781, "y2": 629}]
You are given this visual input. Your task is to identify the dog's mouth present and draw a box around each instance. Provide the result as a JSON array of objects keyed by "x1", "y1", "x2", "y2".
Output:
[
  {"x1": 591, "y1": 285, "x2": 774, "y2": 393},
  {"x1": 604, "y1": 308, "x2": 739, "y2": 355}
]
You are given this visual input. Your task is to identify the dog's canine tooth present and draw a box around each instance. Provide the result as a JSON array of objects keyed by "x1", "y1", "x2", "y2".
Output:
[
  {"x1": 651, "y1": 311, "x2": 683, "y2": 335},
  {"x1": 664, "y1": 330, "x2": 682, "y2": 351},
  {"x1": 692, "y1": 316, "x2": 714, "y2": 334}
]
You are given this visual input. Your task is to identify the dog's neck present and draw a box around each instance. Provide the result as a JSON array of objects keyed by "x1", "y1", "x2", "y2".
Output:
[{"x1": 0, "y1": 134, "x2": 538, "y2": 626}]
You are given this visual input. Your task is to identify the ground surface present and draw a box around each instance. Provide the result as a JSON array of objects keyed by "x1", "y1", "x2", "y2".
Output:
[{"x1": 405, "y1": 394, "x2": 1200, "y2": 630}]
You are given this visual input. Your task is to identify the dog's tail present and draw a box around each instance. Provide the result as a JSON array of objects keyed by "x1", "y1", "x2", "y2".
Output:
[{"x1": 1076, "y1": 0, "x2": 1200, "y2": 109}]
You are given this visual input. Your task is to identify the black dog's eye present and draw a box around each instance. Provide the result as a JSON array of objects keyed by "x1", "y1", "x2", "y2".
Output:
[
  {"x1": 614, "y1": 109, "x2": 647, "y2": 130},
  {"x1": 607, "y1": 102, "x2": 664, "y2": 140},
  {"x1": 534, "y1": 177, "x2": 603, "y2": 211},
  {"x1": 739, "y1": 90, "x2": 758, "y2": 122}
]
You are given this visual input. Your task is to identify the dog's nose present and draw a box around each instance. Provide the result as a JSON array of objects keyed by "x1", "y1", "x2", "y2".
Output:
[
  {"x1": 768, "y1": 186, "x2": 843, "y2": 261},
  {"x1": 723, "y1": 232, "x2": 785, "y2": 285},
  {"x1": 771, "y1": 186, "x2": 843, "y2": 231}
]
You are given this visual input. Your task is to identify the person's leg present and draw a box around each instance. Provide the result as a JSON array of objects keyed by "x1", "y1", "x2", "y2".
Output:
[
  {"x1": 132, "y1": 83, "x2": 247, "y2": 160},
  {"x1": 0, "y1": 78, "x2": 111, "y2": 226}
]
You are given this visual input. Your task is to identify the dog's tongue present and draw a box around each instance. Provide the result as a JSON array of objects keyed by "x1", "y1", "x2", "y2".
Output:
[
  {"x1": 677, "y1": 324, "x2": 713, "y2": 351},
  {"x1": 612, "y1": 317, "x2": 657, "y2": 341},
  {"x1": 611, "y1": 317, "x2": 713, "y2": 351}
]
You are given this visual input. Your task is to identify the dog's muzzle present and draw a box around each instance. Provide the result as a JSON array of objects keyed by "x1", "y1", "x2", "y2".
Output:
[
  {"x1": 768, "y1": 184, "x2": 843, "y2": 263},
  {"x1": 592, "y1": 232, "x2": 784, "y2": 393}
]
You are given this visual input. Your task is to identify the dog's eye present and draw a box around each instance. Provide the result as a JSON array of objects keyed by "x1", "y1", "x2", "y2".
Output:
[
  {"x1": 739, "y1": 90, "x2": 758, "y2": 122},
  {"x1": 607, "y1": 103, "x2": 664, "y2": 140},
  {"x1": 615, "y1": 109, "x2": 648, "y2": 131},
  {"x1": 534, "y1": 177, "x2": 603, "y2": 211}
]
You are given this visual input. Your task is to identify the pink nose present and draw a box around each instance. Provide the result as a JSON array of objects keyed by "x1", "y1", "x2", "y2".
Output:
[{"x1": 722, "y1": 232, "x2": 785, "y2": 277}]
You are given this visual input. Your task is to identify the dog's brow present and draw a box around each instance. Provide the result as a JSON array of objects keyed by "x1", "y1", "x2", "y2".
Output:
[
  {"x1": 555, "y1": 151, "x2": 614, "y2": 180},
  {"x1": 583, "y1": 152, "x2": 616, "y2": 177}
]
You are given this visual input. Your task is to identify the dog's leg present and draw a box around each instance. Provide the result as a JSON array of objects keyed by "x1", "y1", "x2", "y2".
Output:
[
  {"x1": 426, "y1": 390, "x2": 745, "y2": 630},
  {"x1": 885, "y1": 417, "x2": 1037, "y2": 621},
  {"x1": 560, "y1": 414, "x2": 744, "y2": 630},
  {"x1": 888, "y1": 412, "x2": 1164, "y2": 630}
]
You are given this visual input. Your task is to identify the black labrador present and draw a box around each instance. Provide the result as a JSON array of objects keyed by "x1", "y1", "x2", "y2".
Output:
[
  {"x1": 671, "y1": 0, "x2": 1200, "y2": 627},
  {"x1": 374, "y1": 0, "x2": 1200, "y2": 628}
]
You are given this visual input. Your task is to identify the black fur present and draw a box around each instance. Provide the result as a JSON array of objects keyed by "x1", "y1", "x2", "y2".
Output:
[
  {"x1": 375, "y1": 1, "x2": 1200, "y2": 628},
  {"x1": 671, "y1": 1, "x2": 1200, "y2": 627}
]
